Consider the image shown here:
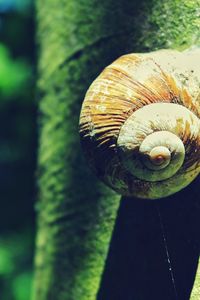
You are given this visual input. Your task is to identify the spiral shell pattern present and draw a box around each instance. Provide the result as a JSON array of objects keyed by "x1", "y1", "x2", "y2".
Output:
[{"x1": 79, "y1": 48, "x2": 200, "y2": 199}]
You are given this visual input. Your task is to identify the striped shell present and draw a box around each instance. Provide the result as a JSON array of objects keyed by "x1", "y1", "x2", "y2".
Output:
[{"x1": 79, "y1": 48, "x2": 200, "y2": 199}]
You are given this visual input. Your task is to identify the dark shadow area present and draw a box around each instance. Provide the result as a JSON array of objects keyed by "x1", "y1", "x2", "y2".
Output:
[{"x1": 98, "y1": 176, "x2": 200, "y2": 300}]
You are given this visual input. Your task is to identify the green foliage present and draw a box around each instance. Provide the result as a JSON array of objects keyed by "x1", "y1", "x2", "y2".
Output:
[
  {"x1": 0, "y1": 0, "x2": 32, "y2": 12},
  {"x1": 0, "y1": 229, "x2": 34, "y2": 300},
  {"x1": 0, "y1": 1, "x2": 35, "y2": 300},
  {"x1": 0, "y1": 44, "x2": 31, "y2": 100},
  {"x1": 14, "y1": 0, "x2": 32, "y2": 11},
  {"x1": 13, "y1": 271, "x2": 33, "y2": 300}
]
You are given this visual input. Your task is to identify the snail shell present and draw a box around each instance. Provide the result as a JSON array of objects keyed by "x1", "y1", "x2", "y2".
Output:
[{"x1": 79, "y1": 48, "x2": 200, "y2": 199}]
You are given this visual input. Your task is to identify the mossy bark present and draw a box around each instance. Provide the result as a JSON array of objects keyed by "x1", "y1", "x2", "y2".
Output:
[{"x1": 32, "y1": 0, "x2": 200, "y2": 300}]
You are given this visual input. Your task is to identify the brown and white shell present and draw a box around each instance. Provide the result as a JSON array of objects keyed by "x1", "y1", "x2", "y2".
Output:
[{"x1": 79, "y1": 48, "x2": 200, "y2": 199}]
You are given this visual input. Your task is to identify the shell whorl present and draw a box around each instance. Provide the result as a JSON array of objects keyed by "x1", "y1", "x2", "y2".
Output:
[{"x1": 79, "y1": 49, "x2": 200, "y2": 199}]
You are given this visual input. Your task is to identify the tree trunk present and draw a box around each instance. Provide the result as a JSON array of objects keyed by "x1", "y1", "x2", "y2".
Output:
[{"x1": 32, "y1": 0, "x2": 200, "y2": 300}]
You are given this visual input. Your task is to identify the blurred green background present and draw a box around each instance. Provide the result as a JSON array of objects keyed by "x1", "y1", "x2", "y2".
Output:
[{"x1": 0, "y1": 0, "x2": 36, "y2": 299}]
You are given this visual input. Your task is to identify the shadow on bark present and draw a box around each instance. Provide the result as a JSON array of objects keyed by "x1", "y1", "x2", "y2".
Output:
[{"x1": 98, "y1": 176, "x2": 200, "y2": 300}]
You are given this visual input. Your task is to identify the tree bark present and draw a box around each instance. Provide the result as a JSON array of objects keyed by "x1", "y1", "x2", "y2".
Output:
[{"x1": 32, "y1": 0, "x2": 200, "y2": 299}]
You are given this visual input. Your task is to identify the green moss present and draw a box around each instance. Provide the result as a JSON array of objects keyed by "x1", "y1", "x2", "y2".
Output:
[{"x1": 134, "y1": 0, "x2": 200, "y2": 51}]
